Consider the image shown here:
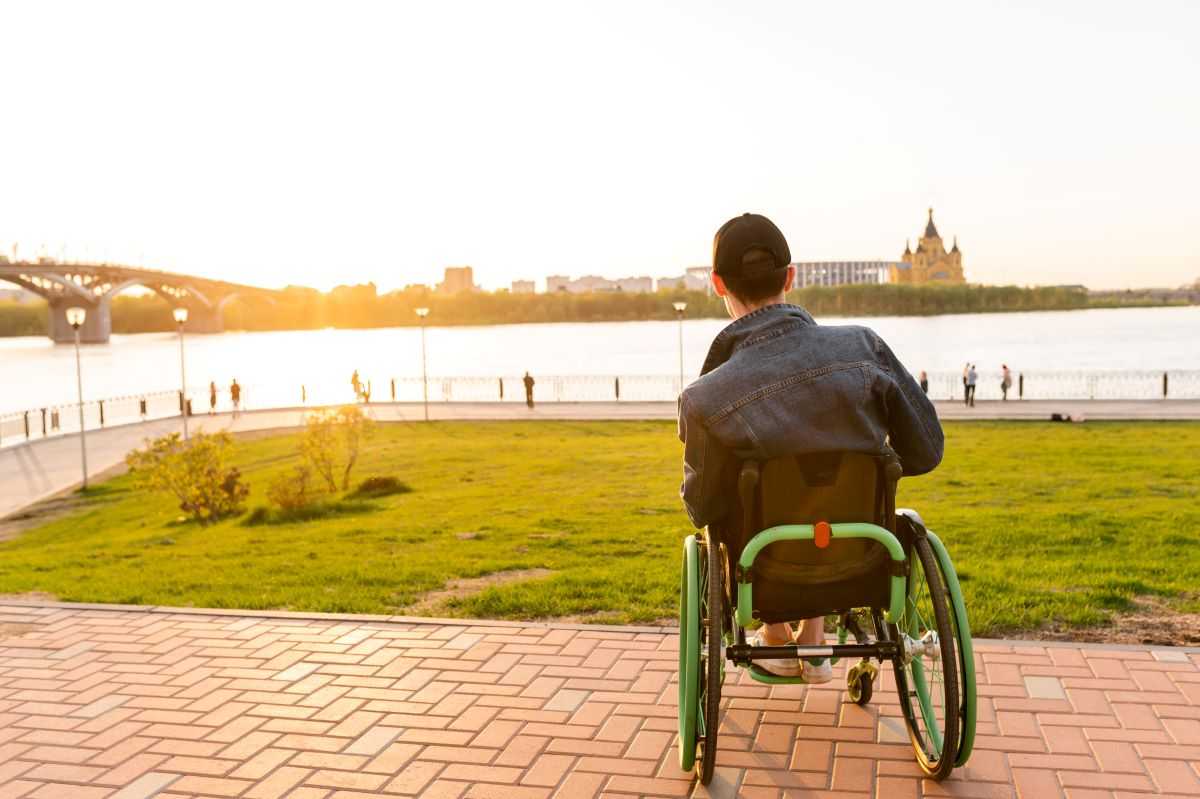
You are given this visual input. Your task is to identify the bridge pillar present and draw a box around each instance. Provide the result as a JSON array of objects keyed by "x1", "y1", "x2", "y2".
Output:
[
  {"x1": 183, "y1": 305, "x2": 224, "y2": 334},
  {"x1": 48, "y1": 297, "x2": 111, "y2": 344}
]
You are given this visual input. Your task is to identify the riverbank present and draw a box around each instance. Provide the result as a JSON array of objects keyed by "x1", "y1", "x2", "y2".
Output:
[{"x1": 4, "y1": 283, "x2": 1195, "y2": 336}]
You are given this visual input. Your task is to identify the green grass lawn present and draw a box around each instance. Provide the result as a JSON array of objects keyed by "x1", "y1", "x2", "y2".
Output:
[{"x1": 1, "y1": 420, "x2": 1197, "y2": 638}]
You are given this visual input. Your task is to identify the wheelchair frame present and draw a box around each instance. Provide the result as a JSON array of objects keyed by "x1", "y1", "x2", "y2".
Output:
[{"x1": 678, "y1": 456, "x2": 977, "y2": 784}]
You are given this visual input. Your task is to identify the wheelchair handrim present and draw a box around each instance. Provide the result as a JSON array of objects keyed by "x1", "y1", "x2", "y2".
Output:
[{"x1": 893, "y1": 536, "x2": 960, "y2": 778}]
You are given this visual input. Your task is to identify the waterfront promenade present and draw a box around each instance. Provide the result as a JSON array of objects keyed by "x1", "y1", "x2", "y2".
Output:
[
  {"x1": 1, "y1": 599, "x2": 1198, "y2": 798},
  {"x1": 3, "y1": 400, "x2": 1200, "y2": 522}
]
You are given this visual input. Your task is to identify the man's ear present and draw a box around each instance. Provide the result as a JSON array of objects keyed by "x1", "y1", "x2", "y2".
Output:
[
  {"x1": 783, "y1": 264, "x2": 796, "y2": 293},
  {"x1": 711, "y1": 271, "x2": 728, "y2": 297}
]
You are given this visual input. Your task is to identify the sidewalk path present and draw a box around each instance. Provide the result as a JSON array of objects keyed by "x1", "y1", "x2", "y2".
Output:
[
  {"x1": 4, "y1": 400, "x2": 1199, "y2": 520},
  {"x1": 1, "y1": 601, "x2": 1197, "y2": 798}
]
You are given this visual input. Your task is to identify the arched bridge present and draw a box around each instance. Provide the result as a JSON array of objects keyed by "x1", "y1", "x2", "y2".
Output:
[{"x1": 0, "y1": 259, "x2": 285, "y2": 343}]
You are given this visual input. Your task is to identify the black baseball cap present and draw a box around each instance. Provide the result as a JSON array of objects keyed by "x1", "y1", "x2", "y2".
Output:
[{"x1": 712, "y1": 213, "x2": 792, "y2": 279}]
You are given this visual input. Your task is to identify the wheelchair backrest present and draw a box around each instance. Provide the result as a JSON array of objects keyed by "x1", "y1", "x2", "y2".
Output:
[{"x1": 737, "y1": 451, "x2": 901, "y2": 575}]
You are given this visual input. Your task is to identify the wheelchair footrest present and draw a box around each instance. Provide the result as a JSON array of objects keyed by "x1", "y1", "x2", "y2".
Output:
[{"x1": 728, "y1": 641, "x2": 899, "y2": 666}]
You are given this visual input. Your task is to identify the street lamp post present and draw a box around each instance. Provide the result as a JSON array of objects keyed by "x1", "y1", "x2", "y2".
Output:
[
  {"x1": 65, "y1": 306, "x2": 89, "y2": 490},
  {"x1": 173, "y1": 307, "x2": 190, "y2": 440},
  {"x1": 415, "y1": 307, "x2": 430, "y2": 421},
  {"x1": 673, "y1": 301, "x2": 688, "y2": 392}
]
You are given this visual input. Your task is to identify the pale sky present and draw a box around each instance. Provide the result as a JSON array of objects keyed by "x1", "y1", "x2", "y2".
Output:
[{"x1": 2, "y1": 1, "x2": 1197, "y2": 292}]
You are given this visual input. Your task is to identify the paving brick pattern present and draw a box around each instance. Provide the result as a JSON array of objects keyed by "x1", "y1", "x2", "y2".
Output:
[{"x1": 1, "y1": 602, "x2": 1198, "y2": 798}]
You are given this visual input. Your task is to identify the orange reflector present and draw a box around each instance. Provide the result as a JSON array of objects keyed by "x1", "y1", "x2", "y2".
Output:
[{"x1": 814, "y1": 521, "x2": 831, "y2": 549}]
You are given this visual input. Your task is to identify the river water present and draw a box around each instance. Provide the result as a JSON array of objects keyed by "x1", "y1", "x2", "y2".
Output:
[{"x1": 2, "y1": 306, "x2": 1198, "y2": 415}]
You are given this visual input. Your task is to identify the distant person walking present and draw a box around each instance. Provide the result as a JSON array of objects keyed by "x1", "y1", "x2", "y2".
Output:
[
  {"x1": 919, "y1": 370, "x2": 929, "y2": 394},
  {"x1": 230, "y1": 379, "x2": 242, "y2": 418},
  {"x1": 523, "y1": 371, "x2": 535, "y2": 409},
  {"x1": 966, "y1": 364, "x2": 978, "y2": 407},
  {"x1": 1001, "y1": 364, "x2": 1013, "y2": 401},
  {"x1": 962, "y1": 363, "x2": 970, "y2": 404},
  {"x1": 351, "y1": 370, "x2": 363, "y2": 402},
  {"x1": 209, "y1": 381, "x2": 218, "y2": 414}
]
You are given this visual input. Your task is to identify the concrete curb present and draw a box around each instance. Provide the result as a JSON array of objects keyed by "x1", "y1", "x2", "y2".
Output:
[{"x1": 3, "y1": 599, "x2": 1197, "y2": 653}]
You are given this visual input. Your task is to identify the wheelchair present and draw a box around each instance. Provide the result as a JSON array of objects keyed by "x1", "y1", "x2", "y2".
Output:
[{"x1": 678, "y1": 451, "x2": 976, "y2": 783}]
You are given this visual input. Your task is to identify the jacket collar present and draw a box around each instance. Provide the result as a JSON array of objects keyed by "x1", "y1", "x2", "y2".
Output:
[{"x1": 699, "y1": 303, "x2": 816, "y2": 375}]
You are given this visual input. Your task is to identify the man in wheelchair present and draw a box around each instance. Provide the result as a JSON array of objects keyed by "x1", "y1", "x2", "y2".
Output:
[{"x1": 678, "y1": 212, "x2": 944, "y2": 682}]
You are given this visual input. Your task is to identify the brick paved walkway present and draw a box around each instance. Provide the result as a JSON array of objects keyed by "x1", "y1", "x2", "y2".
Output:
[{"x1": 1, "y1": 602, "x2": 1197, "y2": 798}]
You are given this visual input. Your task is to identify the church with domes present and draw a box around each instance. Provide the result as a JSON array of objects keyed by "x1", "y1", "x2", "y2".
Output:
[{"x1": 890, "y1": 209, "x2": 965, "y2": 284}]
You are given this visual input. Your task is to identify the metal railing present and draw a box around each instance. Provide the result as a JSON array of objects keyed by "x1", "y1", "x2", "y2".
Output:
[
  {"x1": 2, "y1": 370, "x2": 1197, "y2": 449},
  {"x1": 925, "y1": 369, "x2": 1198, "y2": 402},
  {"x1": 0, "y1": 390, "x2": 183, "y2": 449}
]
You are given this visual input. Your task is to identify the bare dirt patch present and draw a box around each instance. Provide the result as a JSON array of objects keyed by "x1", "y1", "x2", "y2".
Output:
[
  {"x1": 0, "y1": 492, "x2": 99, "y2": 542},
  {"x1": 2, "y1": 459, "x2": 128, "y2": 542},
  {"x1": 399, "y1": 568, "x2": 554, "y2": 615},
  {"x1": 1032, "y1": 596, "x2": 1200, "y2": 647}
]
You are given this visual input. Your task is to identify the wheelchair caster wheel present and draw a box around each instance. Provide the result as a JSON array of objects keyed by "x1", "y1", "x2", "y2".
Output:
[{"x1": 847, "y1": 660, "x2": 878, "y2": 706}]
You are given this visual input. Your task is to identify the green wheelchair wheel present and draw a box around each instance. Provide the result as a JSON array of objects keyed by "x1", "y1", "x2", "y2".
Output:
[
  {"x1": 926, "y1": 531, "x2": 977, "y2": 767},
  {"x1": 696, "y1": 535, "x2": 724, "y2": 784},
  {"x1": 890, "y1": 535, "x2": 961, "y2": 781},
  {"x1": 677, "y1": 535, "x2": 701, "y2": 771}
]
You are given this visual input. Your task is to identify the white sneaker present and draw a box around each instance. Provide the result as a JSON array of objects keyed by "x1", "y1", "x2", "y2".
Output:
[
  {"x1": 802, "y1": 658, "x2": 833, "y2": 684},
  {"x1": 750, "y1": 631, "x2": 801, "y2": 676}
]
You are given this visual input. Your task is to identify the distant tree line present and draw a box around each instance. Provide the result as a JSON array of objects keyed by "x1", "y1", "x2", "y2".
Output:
[
  {"x1": 0, "y1": 301, "x2": 44, "y2": 336},
  {"x1": 1, "y1": 282, "x2": 1191, "y2": 337}
]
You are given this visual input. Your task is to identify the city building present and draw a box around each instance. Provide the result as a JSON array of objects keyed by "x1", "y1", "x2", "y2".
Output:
[
  {"x1": 511, "y1": 280, "x2": 535, "y2": 294},
  {"x1": 891, "y1": 209, "x2": 966, "y2": 284},
  {"x1": 656, "y1": 269, "x2": 711, "y2": 292},
  {"x1": 437, "y1": 266, "x2": 478, "y2": 294},
  {"x1": 546, "y1": 274, "x2": 654, "y2": 294},
  {"x1": 793, "y1": 261, "x2": 895, "y2": 288},
  {"x1": 571, "y1": 275, "x2": 617, "y2": 293},
  {"x1": 685, "y1": 267, "x2": 710, "y2": 292},
  {"x1": 616, "y1": 276, "x2": 653, "y2": 293}
]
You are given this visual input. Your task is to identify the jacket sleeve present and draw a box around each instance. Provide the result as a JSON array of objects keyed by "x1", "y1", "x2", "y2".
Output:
[
  {"x1": 872, "y1": 333, "x2": 944, "y2": 476},
  {"x1": 678, "y1": 392, "x2": 732, "y2": 529}
]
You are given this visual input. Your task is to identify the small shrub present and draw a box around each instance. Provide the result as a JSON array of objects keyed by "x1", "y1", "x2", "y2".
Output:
[
  {"x1": 267, "y1": 465, "x2": 316, "y2": 511},
  {"x1": 301, "y1": 406, "x2": 376, "y2": 492},
  {"x1": 125, "y1": 432, "x2": 249, "y2": 524},
  {"x1": 243, "y1": 499, "x2": 375, "y2": 526},
  {"x1": 245, "y1": 507, "x2": 270, "y2": 525},
  {"x1": 350, "y1": 475, "x2": 412, "y2": 499}
]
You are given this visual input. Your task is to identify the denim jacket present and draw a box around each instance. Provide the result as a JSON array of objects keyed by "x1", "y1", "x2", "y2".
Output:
[{"x1": 678, "y1": 303, "x2": 943, "y2": 528}]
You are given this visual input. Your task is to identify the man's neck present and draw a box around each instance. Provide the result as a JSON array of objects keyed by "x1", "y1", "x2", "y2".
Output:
[{"x1": 728, "y1": 294, "x2": 789, "y2": 321}]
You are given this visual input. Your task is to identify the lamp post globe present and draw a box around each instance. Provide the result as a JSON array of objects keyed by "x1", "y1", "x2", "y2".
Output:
[
  {"x1": 65, "y1": 307, "x2": 89, "y2": 489},
  {"x1": 66, "y1": 306, "x2": 87, "y2": 328}
]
